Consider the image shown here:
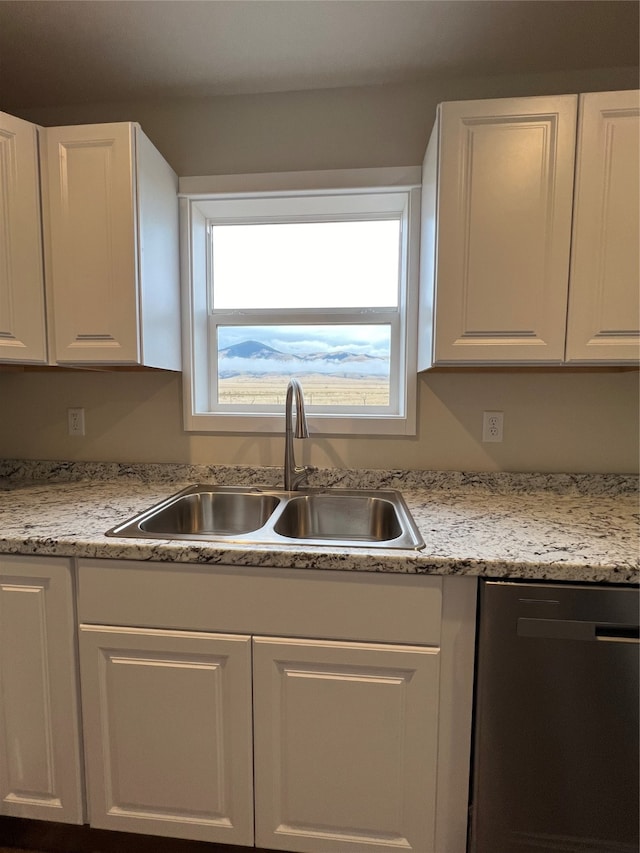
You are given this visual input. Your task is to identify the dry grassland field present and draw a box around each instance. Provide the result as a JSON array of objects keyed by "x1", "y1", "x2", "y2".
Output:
[{"x1": 218, "y1": 374, "x2": 389, "y2": 406}]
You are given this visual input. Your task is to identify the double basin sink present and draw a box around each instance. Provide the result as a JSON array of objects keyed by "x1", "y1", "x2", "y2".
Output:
[{"x1": 106, "y1": 484, "x2": 425, "y2": 550}]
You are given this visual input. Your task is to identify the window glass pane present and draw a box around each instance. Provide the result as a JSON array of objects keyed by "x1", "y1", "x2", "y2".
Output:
[
  {"x1": 217, "y1": 325, "x2": 390, "y2": 406},
  {"x1": 211, "y1": 220, "x2": 400, "y2": 309}
]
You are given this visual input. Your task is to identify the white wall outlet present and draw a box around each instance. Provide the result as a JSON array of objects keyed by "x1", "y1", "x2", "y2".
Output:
[
  {"x1": 68, "y1": 407, "x2": 85, "y2": 437},
  {"x1": 482, "y1": 411, "x2": 504, "y2": 443}
]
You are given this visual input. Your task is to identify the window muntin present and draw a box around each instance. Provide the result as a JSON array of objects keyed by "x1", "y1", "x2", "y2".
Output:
[{"x1": 182, "y1": 179, "x2": 419, "y2": 435}]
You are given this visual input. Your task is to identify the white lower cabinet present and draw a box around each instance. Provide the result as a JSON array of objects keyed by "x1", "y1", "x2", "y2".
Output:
[
  {"x1": 74, "y1": 560, "x2": 477, "y2": 852},
  {"x1": 79, "y1": 625, "x2": 254, "y2": 845},
  {"x1": 0, "y1": 556, "x2": 84, "y2": 824},
  {"x1": 0, "y1": 555, "x2": 476, "y2": 851},
  {"x1": 253, "y1": 637, "x2": 440, "y2": 853}
]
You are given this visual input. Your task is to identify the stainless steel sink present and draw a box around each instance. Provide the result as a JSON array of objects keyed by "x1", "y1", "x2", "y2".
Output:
[
  {"x1": 139, "y1": 489, "x2": 281, "y2": 536},
  {"x1": 273, "y1": 494, "x2": 403, "y2": 543},
  {"x1": 106, "y1": 485, "x2": 424, "y2": 550}
]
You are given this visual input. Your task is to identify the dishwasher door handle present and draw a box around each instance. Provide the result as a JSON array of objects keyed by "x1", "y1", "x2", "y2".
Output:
[
  {"x1": 517, "y1": 617, "x2": 640, "y2": 642},
  {"x1": 596, "y1": 625, "x2": 640, "y2": 644}
]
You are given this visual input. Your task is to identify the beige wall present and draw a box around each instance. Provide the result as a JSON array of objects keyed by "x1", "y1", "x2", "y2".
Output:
[
  {"x1": 1, "y1": 369, "x2": 637, "y2": 474},
  {"x1": 13, "y1": 66, "x2": 640, "y2": 175},
  {"x1": 2, "y1": 65, "x2": 639, "y2": 473}
]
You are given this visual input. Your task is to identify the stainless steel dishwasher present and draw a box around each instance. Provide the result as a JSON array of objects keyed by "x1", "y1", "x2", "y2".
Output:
[{"x1": 470, "y1": 580, "x2": 639, "y2": 853}]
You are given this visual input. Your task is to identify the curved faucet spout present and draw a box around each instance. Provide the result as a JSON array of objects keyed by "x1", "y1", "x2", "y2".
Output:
[{"x1": 284, "y1": 378, "x2": 312, "y2": 490}]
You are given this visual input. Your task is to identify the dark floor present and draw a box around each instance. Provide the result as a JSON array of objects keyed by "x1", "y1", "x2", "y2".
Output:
[{"x1": 0, "y1": 818, "x2": 275, "y2": 853}]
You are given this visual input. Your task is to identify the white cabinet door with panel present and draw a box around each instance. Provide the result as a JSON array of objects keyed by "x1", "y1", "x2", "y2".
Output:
[
  {"x1": 42, "y1": 122, "x2": 180, "y2": 368},
  {"x1": 0, "y1": 555, "x2": 84, "y2": 823},
  {"x1": 419, "y1": 95, "x2": 578, "y2": 367},
  {"x1": 78, "y1": 624, "x2": 254, "y2": 846},
  {"x1": 253, "y1": 636, "x2": 440, "y2": 853},
  {"x1": 566, "y1": 89, "x2": 640, "y2": 363},
  {"x1": 0, "y1": 111, "x2": 48, "y2": 364}
]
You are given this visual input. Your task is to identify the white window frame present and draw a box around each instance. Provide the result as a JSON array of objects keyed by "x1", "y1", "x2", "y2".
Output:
[{"x1": 179, "y1": 167, "x2": 421, "y2": 436}]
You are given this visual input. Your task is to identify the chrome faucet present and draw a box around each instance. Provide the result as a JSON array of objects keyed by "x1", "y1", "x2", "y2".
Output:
[{"x1": 283, "y1": 378, "x2": 312, "y2": 490}]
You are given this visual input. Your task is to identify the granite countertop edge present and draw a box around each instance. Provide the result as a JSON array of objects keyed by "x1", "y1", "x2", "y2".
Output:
[{"x1": 0, "y1": 460, "x2": 638, "y2": 584}]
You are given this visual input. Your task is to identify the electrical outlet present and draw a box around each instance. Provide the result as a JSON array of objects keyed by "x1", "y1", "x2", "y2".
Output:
[
  {"x1": 482, "y1": 411, "x2": 504, "y2": 443},
  {"x1": 68, "y1": 407, "x2": 85, "y2": 436}
]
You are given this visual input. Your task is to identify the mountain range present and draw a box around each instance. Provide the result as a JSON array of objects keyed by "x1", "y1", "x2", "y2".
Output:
[
  {"x1": 218, "y1": 339, "x2": 385, "y2": 365},
  {"x1": 217, "y1": 339, "x2": 389, "y2": 379}
]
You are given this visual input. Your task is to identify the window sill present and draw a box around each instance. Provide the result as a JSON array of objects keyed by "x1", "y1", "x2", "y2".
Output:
[{"x1": 184, "y1": 411, "x2": 417, "y2": 437}]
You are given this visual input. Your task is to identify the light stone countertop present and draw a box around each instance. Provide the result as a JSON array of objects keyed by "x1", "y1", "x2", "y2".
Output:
[{"x1": 0, "y1": 460, "x2": 637, "y2": 584}]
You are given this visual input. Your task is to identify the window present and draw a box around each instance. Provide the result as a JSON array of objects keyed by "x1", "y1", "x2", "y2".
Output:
[{"x1": 180, "y1": 168, "x2": 420, "y2": 435}]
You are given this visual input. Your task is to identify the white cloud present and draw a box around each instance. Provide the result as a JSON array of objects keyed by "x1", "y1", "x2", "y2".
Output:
[
  {"x1": 218, "y1": 325, "x2": 391, "y2": 359},
  {"x1": 219, "y1": 355, "x2": 389, "y2": 378}
]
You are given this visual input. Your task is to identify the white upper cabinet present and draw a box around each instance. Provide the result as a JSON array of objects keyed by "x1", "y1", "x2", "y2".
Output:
[
  {"x1": 566, "y1": 90, "x2": 640, "y2": 363},
  {"x1": 0, "y1": 111, "x2": 48, "y2": 363},
  {"x1": 419, "y1": 90, "x2": 640, "y2": 367},
  {"x1": 419, "y1": 94, "x2": 578, "y2": 366},
  {"x1": 41, "y1": 122, "x2": 181, "y2": 368}
]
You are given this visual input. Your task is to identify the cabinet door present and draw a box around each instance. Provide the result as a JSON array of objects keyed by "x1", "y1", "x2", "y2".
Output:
[
  {"x1": 0, "y1": 112, "x2": 47, "y2": 363},
  {"x1": 0, "y1": 556, "x2": 83, "y2": 823},
  {"x1": 79, "y1": 625, "x2": 254, "y2": 845},
  {"x1": 432, "y1": 95, "x2": 577, "y2": 364},
  {"x1": 253, "y1": 636, "x2": 440, "y2": 853},
  {"x1": 42, "y1": 122, "x2": 141, "y2": 364},
  {"x1": 566, "y1": 90, "x2": 640, "y2": 363}
]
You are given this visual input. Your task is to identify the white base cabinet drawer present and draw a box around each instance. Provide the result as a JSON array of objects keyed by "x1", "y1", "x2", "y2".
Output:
[{"x1": 77, "y1": 559, "x2": 443, "y2": 646}]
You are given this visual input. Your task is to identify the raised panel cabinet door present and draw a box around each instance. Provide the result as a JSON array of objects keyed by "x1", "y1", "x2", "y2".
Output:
[
  {"x1": 566, "y1": 90, "x2": 640, "y2": 363},
  {"x1": 0, "y1": 556, "x2": 84, "y2": 823},
  {"x1": 433, "y1": 95, "x2": 577, "y2": 363},
  {"x1": 79, "y1": 625, "x2": 254, "y2": 846},
  {"x1": 42, "y1": 122, "x2": 140, "y2": 363},
  {"x1": 253, "y1": 636, "x2": 440, "y2": 853},
  {"x1": 0, "y1": 112, "x2": 47, "y2": 363}
]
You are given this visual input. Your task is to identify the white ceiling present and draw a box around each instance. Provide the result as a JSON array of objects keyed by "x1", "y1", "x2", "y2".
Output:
[{"x1": 0, "y1": 1, "x2": 638, "y2": 111}]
